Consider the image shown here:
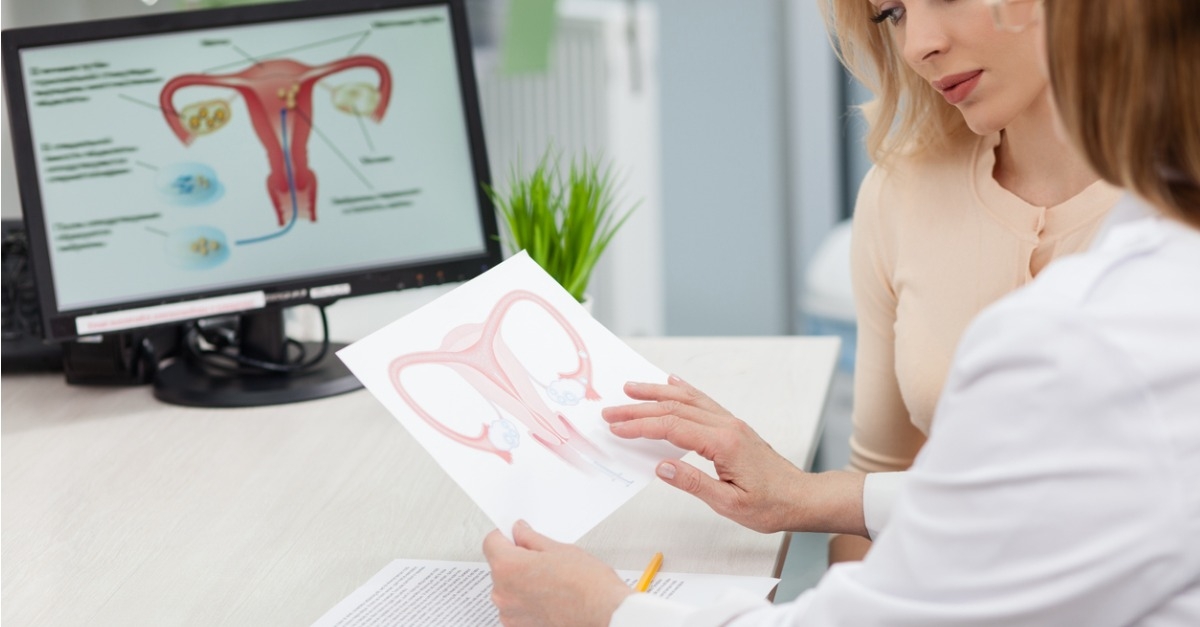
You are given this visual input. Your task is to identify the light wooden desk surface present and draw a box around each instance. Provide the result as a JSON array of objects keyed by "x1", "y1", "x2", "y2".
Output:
[{"x1": 1, "y1": 336, "x2": 838, "y2": 626}]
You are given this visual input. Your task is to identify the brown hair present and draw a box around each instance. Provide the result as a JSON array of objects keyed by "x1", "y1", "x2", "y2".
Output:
[
  {"x1": 818, "y1": 0, "x2": 971, "y2": 163},
  {"x1": 1045, "y1": 0, "x2": 1200, "y2": 226}
]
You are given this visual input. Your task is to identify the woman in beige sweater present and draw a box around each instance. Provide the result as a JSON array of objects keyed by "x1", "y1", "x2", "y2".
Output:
[{"x1": 825, "y1": 0, "x2": 1122, "y2": 561}]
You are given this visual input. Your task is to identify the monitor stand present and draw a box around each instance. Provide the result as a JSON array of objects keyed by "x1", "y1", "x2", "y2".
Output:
[{"x1": 153, "y1": 308, "x2": 362, "y2": 408}]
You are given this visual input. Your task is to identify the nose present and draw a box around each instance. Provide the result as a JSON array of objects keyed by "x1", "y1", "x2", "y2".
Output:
[{"x1": 901, "y1": 5, "x2": 950, "y2": 66}]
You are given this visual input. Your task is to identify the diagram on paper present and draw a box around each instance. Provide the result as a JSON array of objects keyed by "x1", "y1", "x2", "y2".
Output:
[
  {"x1": 388, "y1": 289, "x2": 635, "y2": 486},
  {"x1": 336, "y1": 252, "x2": 683, "y2": 542}
]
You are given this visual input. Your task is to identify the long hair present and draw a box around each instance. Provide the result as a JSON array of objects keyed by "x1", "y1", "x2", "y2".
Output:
[
  {"x1": 1045, "y1": 0, "x2": 1200, "y2": 225},
  {"x1": 818, "y1": 0, "x2": 972, "y2": 164}
]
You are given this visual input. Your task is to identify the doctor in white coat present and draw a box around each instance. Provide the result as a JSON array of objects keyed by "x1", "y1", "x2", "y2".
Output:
[{"x1": 482, "y1": 0, "x2": 1200, "y2": 625}]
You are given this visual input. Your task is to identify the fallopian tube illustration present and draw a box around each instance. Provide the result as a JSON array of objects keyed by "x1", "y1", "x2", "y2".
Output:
[
  {"x1": 388, "y1": 290, "x2": 632, "y2": 485},
  {"x1": 159, "y1": 56, "x2": 392, "y2": 227}
]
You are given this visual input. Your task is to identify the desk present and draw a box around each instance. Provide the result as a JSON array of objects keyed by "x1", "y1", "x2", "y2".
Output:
[{"x1": 1, "y1": 336, "x2": 838, "y2": 626}]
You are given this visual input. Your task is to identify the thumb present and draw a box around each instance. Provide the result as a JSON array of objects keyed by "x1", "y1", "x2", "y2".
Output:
[
  {"x1": 482, "y1": 528, "x2": 517, "y2": 565},
  {"x1": 656, "y1": 460, "x2": 732, "y2": 511},
  {"x1": 511, "y1": 520, "x2": 564, "y2": 552}
]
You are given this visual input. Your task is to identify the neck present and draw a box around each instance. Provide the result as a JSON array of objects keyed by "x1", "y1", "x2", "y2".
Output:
[{"x1": 993, "y1": 89, "x2": 1101, "y2": 207}]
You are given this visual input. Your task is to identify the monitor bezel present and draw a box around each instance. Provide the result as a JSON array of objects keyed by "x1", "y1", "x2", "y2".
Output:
[{"x1": 1, "y1": 0, "x2": 501, "y2": 342}]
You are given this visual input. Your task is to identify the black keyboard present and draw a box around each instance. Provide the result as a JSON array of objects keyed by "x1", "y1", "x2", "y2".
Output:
[{"x1": 2, "y1": 219, "x2": 63, "y2": 371}]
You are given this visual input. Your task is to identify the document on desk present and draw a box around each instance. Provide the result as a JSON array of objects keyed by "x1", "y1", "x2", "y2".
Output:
[
  {"x1": 311, "y1": 559, "x2": 780, "y2": 627},
  {"x1": 336, "y1": 251, "x2": 685, "y2": 543}
]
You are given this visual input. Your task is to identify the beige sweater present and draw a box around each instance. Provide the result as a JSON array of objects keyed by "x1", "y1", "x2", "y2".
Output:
[{"x1": 847, "y1": 133, "x2": 1122, "y2": 473}]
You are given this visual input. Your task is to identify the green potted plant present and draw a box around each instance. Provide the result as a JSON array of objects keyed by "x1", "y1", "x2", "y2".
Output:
[{"x1": 485, "y1": 151, "x2": 637, "y2": 304}]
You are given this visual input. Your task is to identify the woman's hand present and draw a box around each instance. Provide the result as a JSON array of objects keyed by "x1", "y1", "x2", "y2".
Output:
[
  {"x1": 483, "y1": 521, "x2": 632, "y2": 627},
  {"x1": 603, "y1": 376, "x2": 867, "y2": 536}
]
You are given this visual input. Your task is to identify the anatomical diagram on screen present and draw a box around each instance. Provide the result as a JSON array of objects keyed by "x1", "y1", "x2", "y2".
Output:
[
  {"x1": 159, "y1": 54, "x2": 392, "y2": 235},
  {"x1": 22, "y1": 8, "x2": 484, "y2": 312}
]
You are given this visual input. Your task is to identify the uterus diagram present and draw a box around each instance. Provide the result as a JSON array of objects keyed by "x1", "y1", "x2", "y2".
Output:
[
  {"x1": 388, "y1": 290, "x2": 633, "y2": 485},
  {"x1": 159, "y1": 56, "x2": 392, "y2": 227}
]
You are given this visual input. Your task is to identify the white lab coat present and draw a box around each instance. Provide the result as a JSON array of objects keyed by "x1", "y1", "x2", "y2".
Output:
[{"x1": 612, "y1": 196, "x2": 1200, "y2": 626}]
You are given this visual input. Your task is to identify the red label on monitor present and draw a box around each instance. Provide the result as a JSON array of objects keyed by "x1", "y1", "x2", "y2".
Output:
[{"x1": 75, "y1": 292, "x2": 266, "y2": 335}]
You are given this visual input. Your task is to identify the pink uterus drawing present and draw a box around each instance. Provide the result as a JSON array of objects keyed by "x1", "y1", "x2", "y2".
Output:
[
  {"x1": 159, "y1": 56, "x2": 392, "y2": 226},
  {"x1": 389, "y1": 290, "x2": 631, "y2": 484}
]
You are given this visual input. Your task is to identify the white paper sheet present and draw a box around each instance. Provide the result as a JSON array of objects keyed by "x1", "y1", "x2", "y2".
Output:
[
  {"x1": 311, "y1": 559, "x2": 781, "y2": 627},
  {"x1": 336, "y1": 252, "x2": 685, "y2": 543}
]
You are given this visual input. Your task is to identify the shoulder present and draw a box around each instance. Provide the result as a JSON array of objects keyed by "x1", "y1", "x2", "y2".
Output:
[
  {"x1": 865, "y1": 134, "x2": 981, "y2": 196},
  {"x1": 851, "y1": 134, "x2": 985, "y2": 263},
  {"x1": 853, "y1": 134, "x2": 983, "y2": 227}
]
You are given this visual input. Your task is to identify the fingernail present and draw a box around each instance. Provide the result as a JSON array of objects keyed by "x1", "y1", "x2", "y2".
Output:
[
  {"x1": 668, "y1": 374, "x2": 683, "y2": 384},
  {"x1": 515, "y1": 519, "x2": 530, "y2": 529},
  {"x1": 656, "y1": 462, "x2": 676, "y2": 480}
]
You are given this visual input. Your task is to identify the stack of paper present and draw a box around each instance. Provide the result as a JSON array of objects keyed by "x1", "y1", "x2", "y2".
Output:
[{"x1": 312, "y1": 559, "x2": 779, "y2": 627}]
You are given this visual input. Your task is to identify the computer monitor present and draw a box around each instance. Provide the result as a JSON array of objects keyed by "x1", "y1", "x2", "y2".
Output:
[{"x1": 1, "y1": 0, "x2": 501, "y2": 406}]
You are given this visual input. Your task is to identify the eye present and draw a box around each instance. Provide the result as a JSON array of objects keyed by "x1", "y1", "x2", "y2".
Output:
[{"x1": 870, "y1": 5, "x2": 905, "y2": 25}]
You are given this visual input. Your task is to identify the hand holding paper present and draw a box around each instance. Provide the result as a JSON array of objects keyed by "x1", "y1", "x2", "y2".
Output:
[{"x1": 483, "y1": 520, "x2": 633, "y2": 627}]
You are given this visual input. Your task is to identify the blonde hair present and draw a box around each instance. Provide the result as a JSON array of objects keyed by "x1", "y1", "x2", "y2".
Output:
[
  {"x1": 818, "y1": 0, "x2": 971, "y2": 164},
  {"x1": 1046, "y1": 0, "x2": 1200, "y2": 226}
]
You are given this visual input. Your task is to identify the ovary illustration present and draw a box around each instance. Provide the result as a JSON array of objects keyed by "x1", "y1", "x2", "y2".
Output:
[
  {"x1": 180, "y1": 99, "x2": 232, "y2": 136},
  {"x1": 388, "y1": 290, "x2": 632, "y2": 485},
  {"x1": 159, "y1": 56, "x2": 392, "y2": 227}
]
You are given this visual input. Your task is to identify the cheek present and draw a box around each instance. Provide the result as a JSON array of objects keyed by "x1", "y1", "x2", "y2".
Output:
[
  {"x1": 1003, "y1": 28, "x2": 1046, "y2": 83},
  {"x1": 989, "y1": 34, "x2": 1049, "y2": 106},
  {"x1": 1035, "y1": 37, "x2": 1049, "y2": 77},
  {"x1": 1007, "y1": 60, "x2": 1049, "y2": 100}
]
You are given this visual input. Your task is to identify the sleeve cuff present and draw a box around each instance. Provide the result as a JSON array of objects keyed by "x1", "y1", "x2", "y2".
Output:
[{"x1": 862, "y1": 471, "x2": 908, "y2": 540}]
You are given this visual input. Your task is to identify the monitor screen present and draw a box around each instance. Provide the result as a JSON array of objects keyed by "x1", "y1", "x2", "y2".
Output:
[{"x1": 2, "y1": 0, "x2": 500, "y2": 342}]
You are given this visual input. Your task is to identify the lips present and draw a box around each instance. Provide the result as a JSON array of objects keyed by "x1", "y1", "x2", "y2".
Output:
[{"x1": 933, "y1": 70, "x2": 983, "y2": 105}]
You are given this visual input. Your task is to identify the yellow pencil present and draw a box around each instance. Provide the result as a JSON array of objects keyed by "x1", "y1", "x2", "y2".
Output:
[{"x1": 634, "y1": 552, "x2": 663, "y2": 593}]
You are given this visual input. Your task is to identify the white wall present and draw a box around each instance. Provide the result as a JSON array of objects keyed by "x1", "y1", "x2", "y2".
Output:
[
  {"x1": 637, "y1": 0, "x2": 842, "y2": 336},
  {"x1": 651, "y1": 0, "x2": 791, "y2": 335},
  {"x1": 786, "y1": 0, "x2": 844, "y2": 330}
]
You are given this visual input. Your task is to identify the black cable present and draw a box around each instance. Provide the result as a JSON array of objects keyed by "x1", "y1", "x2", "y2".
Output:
[
  {"x1": 185, "y1": 304, "x2": 331, "y2": 375},
  {"x1": 138, "y1": 335, "x2": 160, "y2": 382},
  {"x1": 2, "y1": 227, "x2": 41, "y2": 340}
]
